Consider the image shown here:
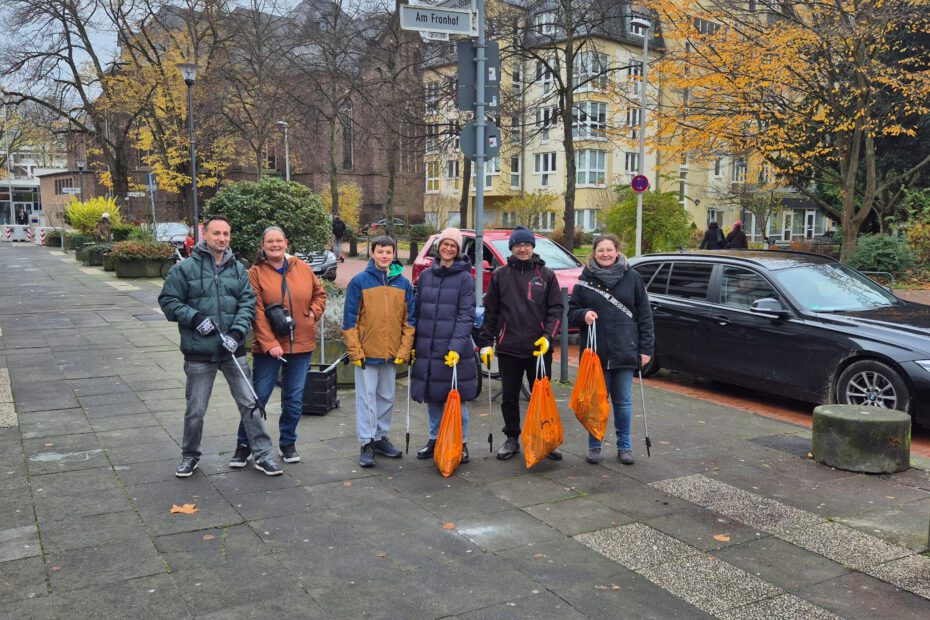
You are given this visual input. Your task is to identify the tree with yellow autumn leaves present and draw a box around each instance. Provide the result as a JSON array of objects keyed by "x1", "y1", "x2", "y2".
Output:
[{"x1": 650, "y1": 0, "x2": 930, "y2": 259}]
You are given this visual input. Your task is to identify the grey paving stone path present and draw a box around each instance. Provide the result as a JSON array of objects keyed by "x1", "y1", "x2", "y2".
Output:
[{"x1": 1, "y1": 241, "x2": 929, "y2": 619}]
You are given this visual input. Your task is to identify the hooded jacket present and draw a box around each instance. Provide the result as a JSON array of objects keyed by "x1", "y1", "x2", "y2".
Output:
[
  {"x1": 411, "y1": 257, "x2": 478, "y2": 403},
  {"x1": 568, "y1": 258, "x2": 654, "y2": 370},
  {"x1": 158, "y1": 241, "x2": 255, "y2": 361},
  {"x1": 249, "y1": 256, "x2": 327, "y2": 355},
  {"x1": 477, "y1": 254, "x2": 563, "y2": 358},
  {"x1": 342, "y1": 259, "x2": 416, "y2": 364}
]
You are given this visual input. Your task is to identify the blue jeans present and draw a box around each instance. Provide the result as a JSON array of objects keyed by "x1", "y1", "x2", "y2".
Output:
[
  {"x1": 237, "y1": 352, "x2": 312, "y2": 448},
  {"x1": 182, "y1": 356, "x2": 273, "y2": 460},
  {"x1": 427, "y1": 401, "x2": 469, "y2": 443},
  {"x1": 589, "y1": 368, "x2": 634, "y2": 451}
]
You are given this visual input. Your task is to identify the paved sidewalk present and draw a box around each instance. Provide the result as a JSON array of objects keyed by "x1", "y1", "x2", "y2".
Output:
[{"x1": 1, "y1": 242, "x2": 929, "y2": 618}]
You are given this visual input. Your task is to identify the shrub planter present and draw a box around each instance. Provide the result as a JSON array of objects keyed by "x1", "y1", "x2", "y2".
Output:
[
  {"x1": 76, "y1": 248, "x2": 89, "y2": 263},
  {"x1": 64, "y1": 235, "x2": 90, "y2": 251},
  {"x1": 102, "y1": 254, "x2": 116, "y2": 271},
  {"x1": 87, "y1": 250, "x2": 105, "y2": 266},
  {"x1": 812, "y1": 404, "x2": 910, "y2": 474},
  {"x1": 115, "y1": 259, "x2": 163, "y2": 278}
]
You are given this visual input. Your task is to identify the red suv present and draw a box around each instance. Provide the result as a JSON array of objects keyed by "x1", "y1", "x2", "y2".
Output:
[{"x1": 412, "y1": 229, "x2": 583, "y2": 296}]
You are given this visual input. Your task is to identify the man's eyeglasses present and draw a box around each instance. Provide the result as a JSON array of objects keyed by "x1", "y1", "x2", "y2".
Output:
[{"x1": 512, "y1": 243, "x2": 533, "y2": 250}]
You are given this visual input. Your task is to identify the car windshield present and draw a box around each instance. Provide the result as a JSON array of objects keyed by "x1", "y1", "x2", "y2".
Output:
[
  {"x1": 491, "y1": 238, "x2": 581, "y2": 270},
  {"x1": 772, "y1": 263, "x2": 900, "y2": 312},
  {"x1": 155, "y1": 223, "x2": 189, "y2": 238}
]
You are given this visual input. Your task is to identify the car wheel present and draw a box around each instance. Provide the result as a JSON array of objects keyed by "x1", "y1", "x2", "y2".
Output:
[
  {"x1": 836, "y1": 360, "x2": 911, "y2": 413},
  {"x1": 641, "y1": 356, "x2": 660, "y2": 378}
]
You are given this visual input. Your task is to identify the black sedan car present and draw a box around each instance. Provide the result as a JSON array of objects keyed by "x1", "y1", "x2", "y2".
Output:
[{"x1": 628, "y1": 251, "x2": 930, "y2": 428}]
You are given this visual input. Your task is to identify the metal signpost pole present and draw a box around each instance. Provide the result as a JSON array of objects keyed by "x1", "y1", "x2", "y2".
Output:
[
  {"x1": 148, "y1": 172, "x2": 157, "y2": 227},
  {"x1": 634, "y1": 18, "x2": 651, "y2": 257},
  {"x1": 474, "y1": 0, "x2": 486, "y2": 305}
]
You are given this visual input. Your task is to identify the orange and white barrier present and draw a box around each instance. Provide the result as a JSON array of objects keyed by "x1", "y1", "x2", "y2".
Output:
[
  {"x1": 26, "y1": 227, "x2": 35, "y2": 242},
  {"x1": 34, "y1": 227, "x2": 60, "y2": 246},
  {"x1": 2, "y1": 226, "x2": 11, "y2": 242}
]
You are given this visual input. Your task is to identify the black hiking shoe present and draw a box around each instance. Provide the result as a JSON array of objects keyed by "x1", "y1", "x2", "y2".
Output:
[
  {"x1": 359, "y1": 442, "x2": 375, "y2": 468},
  {"x1": 496, "y1": 437, "x2": 519, "y2": 460},
  {"x1": 279, "y1": 444, "x2": 300, "y2": 463},
  {"x1": 175, "y1": 457, "x2": 199, "y2": 478},
  {"x1": 416, "y1": 439, "x2": 436, "y2": 460},
  {"x1": 461, "y1": 443, "x2": 470, "y2": 464},
  {"x1": 547, "y1": 448, "x2": 563, "y2": 461},
  {"x1": 373, "y1": 437, "x2": 402, "y2": 458},
  {"x1": 229, "y1": 444, "x2": 251, "y2": 468}
]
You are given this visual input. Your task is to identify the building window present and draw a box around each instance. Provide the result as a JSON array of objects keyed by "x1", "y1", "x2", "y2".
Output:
[
  {"x1": 425, "y1": 81, "x2": 441, "y2": 113},
  {"x1": 627, "y1": 61, "x2": 643, "y2": 96},
  {"x1": 54, "y1": 178, "x2": 74, "y2": 195},
  {"x1": 572, "y1": 101, "x2": 607, "y2": 139},
  {"x1": 501, "y1": 211, "x2": 516, "y2": 228},
  {"x1": 759, "y1": 161, "x2": 771, "y2": 184},
  {"x1": 707, "y1": 208, "x2": 721, "y2": 225},
  {"x1": 573, "y1": 52, "x2": 609, "y2": 91},
  {"x1": 445, "y1": 160, "x2": 459, "y2": 180},
  {"x1": 534, "y1": 12, "x2": 556, "y2": 36},
  {"x1": 532, "y1": 212, "x2": 555, "y2": 231},
  {"x1": 624, "y1": 152, "x2": 640, "y2": 176},
  {"x1": 511, "y1": 61, "x2": 523, "y2": 95},
  {"x1": 426, "y1": 161, "x2": 440, "y2": 193},
  {"x1": 535, "y1": 106, "x2": 559, "y2": 141},
  {"x1": 694, "y1": 17, "x2": 721, "y2": 35},
  {"x1": 626, "y1": 108, "x2": 641, "y2": 139},
  {"x1": 510, "y1": 114, "x2": 522, "y2": 143},
  {"x1": 732, "y1": 156, "x2": 747, "y2": 183},
  {"x1": 510, "y1": 156, "x2": 520, "y2": 188},
  {"x1": 534, "y1": 151, "x2": 557, "y2": 187},
  {"x1": 471, "y1": 156, "x2": 501, "y2": 188},
  {"x1": 425, "y1": 124, "x2": 441, "y2": 154},
  {"x1": 576, "y1": 150, "x2": 606, "y2": 187},
  {"x1": 535, "y1": 60, "x2": 554, "y2": 92},
  {"x1": 714, "y1": 157, "x2": 722, "y2": 177},
  {"x1": 629, "y1": 16, "x2": 648, "y2": 37}
]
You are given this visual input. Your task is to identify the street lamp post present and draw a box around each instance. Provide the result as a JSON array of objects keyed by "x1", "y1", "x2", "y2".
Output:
[
  {"x1": 178, "y1": 62, "x2": 200, "y2": 243},
  {"x1": 276, "y1": 121, "x2": 290, "y2": 182},
  {"x1": 76, "y1": 159, "x2": 85, "y2": 203},
  {"x1": 632, "y1": 17, "x2": 651, "y2": 257}
]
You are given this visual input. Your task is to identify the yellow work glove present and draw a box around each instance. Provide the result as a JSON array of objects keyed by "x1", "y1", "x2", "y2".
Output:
[
  {"x1": 479, "y1": 346, "x2": 494, "y2": 368},
  {"x1": 410, "y1": 349, "x2": 416, "y2": 362},
  {"x1": 444, "y1": 350, "x2": 459, "y2": 367},
  {"x1": 394, "y1": 357, "x2": 406, "y2": 365},
  {"x1": 352, "y1": 357, "x2": 365, "y2": 368},
  {"x1": 533, "y1": 336, "x2": 549, "y2": 357}
]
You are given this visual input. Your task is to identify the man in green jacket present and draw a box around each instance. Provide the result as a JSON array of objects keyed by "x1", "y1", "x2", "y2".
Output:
[{"x1": 158, "y1": 215, "x2": 282, "y2": 478}]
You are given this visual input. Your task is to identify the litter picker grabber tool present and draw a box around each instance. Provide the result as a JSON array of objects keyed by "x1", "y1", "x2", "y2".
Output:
[
  {"x1": 638, "y1": 367, "x2": 652, "y2": 457},
  {"x1": 487, "y1": 359, "x2": 493, "y2": 454},
  {"x1": 228, "y1": 348, "x2": 267, "y2": 420},
  {"x1": 405, "y1": 359, "x2": 412, "y2": 454}
]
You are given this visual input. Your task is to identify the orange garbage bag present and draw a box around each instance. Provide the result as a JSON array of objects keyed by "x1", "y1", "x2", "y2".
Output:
[
  {"x1": 523, "y1": 356, "x2": 563, "y2": 468},
  {"x1": 434, "y1": 369, "x2": 463, "y2": 478},
  {"x1": 570, "y1": 346, "x2": 610, "y2": 441}
]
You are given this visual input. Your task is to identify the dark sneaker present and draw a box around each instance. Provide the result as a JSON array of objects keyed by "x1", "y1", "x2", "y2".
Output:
[
  {"x1": 416, "y1": 439, "x2": 436, "y2": 460},
  {"x1": 229, "y1": 444, "x2": 251, "y2": 468},
  {"x1": 359, "y1": 442, "x2": 375, "y2": 468},
  {"x1": 461, "y1": 443, "x2": 470, "y2": 464},
  {"x1": 175, "y1": 457, "x2": 199, "y2": 478},
  {"x1": 254, "y1": 457, "x2": 284, "y2": 476},
  {"x1": 547, "y1": 448, "x2": 563, "y2": 461},
  {"x1": 279, "y1": 444, "x2": 300, "y2": 463},
  {"x1": 373, "y1": 437, "x2": 402, "y2": 458},
  {"x1": 618, "y1": 450, "x2": 635, "y2": 465},
  {"x1": 496, "y1": 437, "x2": 519, "y2": 460},
  {"x1": 586, "y1": 447, "x2": 602, "y2": 464}
]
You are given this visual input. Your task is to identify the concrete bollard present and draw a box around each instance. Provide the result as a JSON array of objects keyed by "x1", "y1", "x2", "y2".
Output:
[{"x1": 811, "y1": 404, "x2": 910, "y2": 474}]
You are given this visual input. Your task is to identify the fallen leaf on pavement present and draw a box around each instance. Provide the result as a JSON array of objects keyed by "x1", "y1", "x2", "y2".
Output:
[
  {"x1": 170, "y1": 503, "x2": 199, "y2": 514},
  {"x1": 202, "y1": 534, "x2": 215, "y2": 541},
  {"x1": 713, "y1": 534, "x2": 730, "y2": 542},
  {"x1": 533, "y1": 553, "x2": 547, "y2": 559},
  {"x1": 595, "y1": 584, "x2": 621, "y2": 590},
  {"x1": 376, "y1": 551, "x2": 388, "y2": 558},
  {"x1": 442, "y1": 522, "x2": 456, "y2": 530},
  {"x1": 807, "y1": 452, "x2": 814, "y2": 459},
  {"x1": 343, "y1": 481, "x2": 352, "y2": 487}
]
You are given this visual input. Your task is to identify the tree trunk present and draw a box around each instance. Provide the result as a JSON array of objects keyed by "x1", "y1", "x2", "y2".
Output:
[
  {"x1": 560, "y1": 34, "x2": 576, "y2": 250},
  {"x1": 460, "y1": 158, "x2": 472, "y2": 228},
  {"x1": 329, "y1": 114, "x2": 340, "y2": 217}
]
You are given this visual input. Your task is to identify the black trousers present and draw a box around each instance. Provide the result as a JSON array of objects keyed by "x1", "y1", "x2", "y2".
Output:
[{"x1": 497, "y1": 353, "x2": 552, "y2": 439}]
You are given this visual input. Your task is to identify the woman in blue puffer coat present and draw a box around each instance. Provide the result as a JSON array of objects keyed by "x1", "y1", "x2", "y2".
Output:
[{"x1": 411, "y1": 227, "x2": 478, "y2": 463}]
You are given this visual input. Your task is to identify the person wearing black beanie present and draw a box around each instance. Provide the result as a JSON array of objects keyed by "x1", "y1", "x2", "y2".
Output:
[{"x1": 508, "y1": 226, "x2": 536, "y2": 249}]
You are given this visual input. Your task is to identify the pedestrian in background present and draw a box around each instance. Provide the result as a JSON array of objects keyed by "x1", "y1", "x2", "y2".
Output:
[
  {"x1": 159, "y1": 215, "x2": 283, "y2": 477},
  {"x1": 342, "y1": 235, "x2": 416, "y2": 468},
  {"x1": 94, "y1": 212, "x2": 112, "y2": 243},
  {"x1": 700, "y1": 221, "x2": 724, "y2": 249},
  {"x1": 16, "y1": 209, "x2": 28, "y2": 226},
  {"x1": 229, "y1": 226, "x2": 327, "y2": 469},
  {"x1": 411, "y1": 227, "x2": 477, "y2": 464},
  {"x1": 725, "y1": 221, "x2": 749, "y2": 249},
  {"x1": 569, "y1": 234, "x2": 654, "y2": 465},
  {"x1": 477, "y1": 226, "x2": 564, "y2": 461},
  {"x1": 332, "y1": 215, "x2": 346, "y2": 263}
]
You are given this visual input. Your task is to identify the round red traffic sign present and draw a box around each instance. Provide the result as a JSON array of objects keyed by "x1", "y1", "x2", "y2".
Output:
[{"x1": 631, "y1": 175, "x2": 649, "y2": 193}]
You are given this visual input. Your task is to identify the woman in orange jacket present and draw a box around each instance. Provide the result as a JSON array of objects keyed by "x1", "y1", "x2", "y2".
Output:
[{"x1": 230, "y1": 226, "x2": 327, "y2": 467}]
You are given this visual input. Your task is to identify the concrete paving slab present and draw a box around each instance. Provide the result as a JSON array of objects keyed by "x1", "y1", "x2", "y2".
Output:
[
  {"x1": 33, "y1": 485, "x2": 132, "y2": 523},
  {"x1": 485, "y1": 473, "x2": 583, "y2": 507},
  {"x1": 104, "y1": 439, "x2": 180, "y2": 466},
  {"x1": 45, "y1": 536, "x2": 166, "y2": 592},
  {"x1": 523, "y1": 496, "x2": 632, "y2": 536},
  {"x1": 797, "y1": 571, "x2": 930, "y2": 620},
  {"x1": 18, "y1": 408, "x2": 92, "y2": 439},
  {"x1": 153, "y1": 524, "x2": 272, "y2": 572},
  {"x1": 87, "y1": 412, "x2": 161, "y2": 432},
  {"x1": 455, "y1": 509, "x2": 564, "y2": 552},
  {"x1": 38, "y1": 510, "x2": 147, "y2": 553},
  {"x1": 30, "y1": 466, "x2": 121, "y2": 498},
  {"x1": 53, "y1": 573, "x2": 191, "y2": 619},
  {"x1": 496, "y1": 535, "x2": 632, "y2": 589},
  {"x1": 779, "y1": 521, "x2": 912, "y2": 570},
  {"x1": 576, "y1": 522, "x2": 700, "y2": 570},
  {"x1": 456, "y1": 589, "x2": 588, "y2": 620},
  {"x1": 644, "y1": 505, "x2": 769, "y2": 552},
  {"x1": 717, "y1": 594, "x2": 842, "y2": 620},
  {"x1": 0, "y1": 525, "x2": 40, "y2": 562},
  {"x1": 128, "y1": 477, "x2": 244, "y2": 536},
  {"x1": 711, "y1": 537, "x2": 851, "y2": 592},
  {"x1": 865, "y1": 553, "x2": 930, "y2": 600},
  {"x1": 0, "y1": 555, "x2": 48, "y2": 604}
]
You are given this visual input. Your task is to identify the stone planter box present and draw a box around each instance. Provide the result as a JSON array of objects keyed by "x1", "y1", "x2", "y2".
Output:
[
  {"x1": 103, "y1": 254, "x2": 116, "y2": 271},
  {"x1": 87, "y1": 250, "x2": 106, "y2": 266},
  {"x1": 115, "y1": 259, "x2": 162, "y2": 278},
  {"x1": 76, "y1": 248, "x2": 89, "y2": 263},
  {"x1": 64, "y1": 235, "x2": 91, "y2": 251}
]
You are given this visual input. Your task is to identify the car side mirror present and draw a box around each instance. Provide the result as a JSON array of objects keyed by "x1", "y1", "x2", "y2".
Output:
[{"x1": 750, "y1": 297, "x2": 789, "y2": 318}]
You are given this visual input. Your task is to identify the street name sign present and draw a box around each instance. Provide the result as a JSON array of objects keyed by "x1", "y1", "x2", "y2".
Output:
[
  {"x1": 127, "y1": 191, "x2": 147, "y2": 198},
  {"x1": 400, "y1": 6, "x2": 477, "y2": 36},
  {"x1": 62, "y1": 187, "x2": 81, "y2": 195}
]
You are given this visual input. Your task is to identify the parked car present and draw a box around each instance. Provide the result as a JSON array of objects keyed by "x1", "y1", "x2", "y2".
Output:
[
  {"x1": 412, "y1": 229, "x2": 583, "y2": 297},
  {"x1": 153, "y1": 222, "x2": 190, "y2": 248},
  {"x1": 364, "y1": 218, "x2": 407, "y2": 235},
  {"x1": 628, "y1": 250, "x2": 930, "y2": 427},
  {"x1": 294, "y1": 250, "x2": 337, "y2": 281}
]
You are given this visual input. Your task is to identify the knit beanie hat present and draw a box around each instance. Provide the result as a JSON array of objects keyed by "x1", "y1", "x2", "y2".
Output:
[
  {"x1": 437, "y1": 227, "x2": 463, "y2": 253},
  {"x1": 509, "y1": 226, "x2": 536, "y2": 249}
]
